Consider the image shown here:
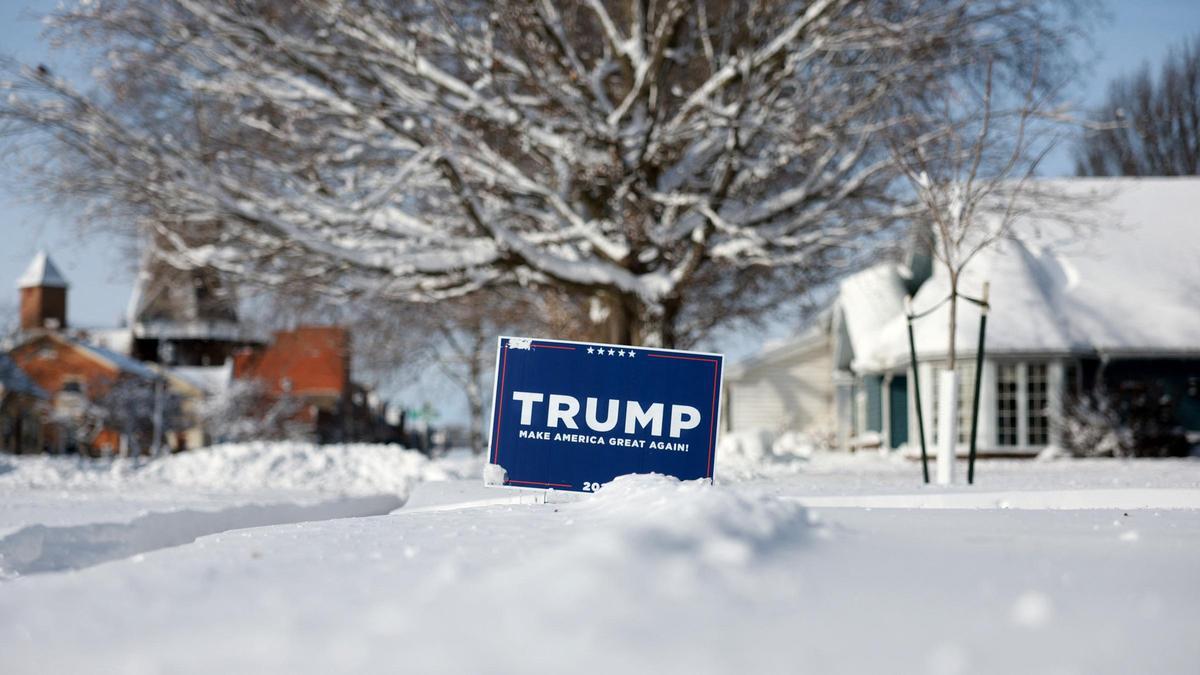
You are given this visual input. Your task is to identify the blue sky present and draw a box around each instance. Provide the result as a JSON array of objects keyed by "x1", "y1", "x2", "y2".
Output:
[{"x1": 2, "y1": 0, "x2": 1199, "y2": 329}]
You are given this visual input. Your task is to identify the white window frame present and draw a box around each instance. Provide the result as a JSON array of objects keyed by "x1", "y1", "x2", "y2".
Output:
[{"x1": 992, "y1": 360, "x2": 1060, "y2": 450}]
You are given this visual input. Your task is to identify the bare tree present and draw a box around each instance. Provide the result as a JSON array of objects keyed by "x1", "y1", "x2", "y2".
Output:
[
  {"x1": 1, "y1": 1, "x2": 1088, "y2": 347},
  {"x1": 197, "y1": 378, "x2": 307, "y2": 443},
  {"x1": 1075, "y1": 34, "x2": 1200, "y2": 177},
  {"x1": 888, "y1": 63, "x2": 1072, "y2": 370}
]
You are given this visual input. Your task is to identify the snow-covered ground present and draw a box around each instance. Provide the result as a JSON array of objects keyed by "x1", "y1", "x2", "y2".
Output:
[{"x1": 1, "y1": 443, "x2": 1198, "y2": 674}]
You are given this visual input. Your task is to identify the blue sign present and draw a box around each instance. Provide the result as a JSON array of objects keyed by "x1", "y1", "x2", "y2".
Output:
[{"x1": 485, "y1": 337, "x2": 724, "y2": 493}]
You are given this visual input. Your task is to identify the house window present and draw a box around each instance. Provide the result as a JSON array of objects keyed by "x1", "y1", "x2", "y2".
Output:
[
  {"x1": 995, "y1": 361, "x2": 1053, "y2": 448},
  {"x1": 996, "y1": 364, "x2": 1019, "y2": 446},
  {"x1": 1027, "y1": 363, "x2": 1050, "y2": 446},
  {"x1": 61, "y1": 377, "x2": 86, "y2": 396},
  {"x1": 930, "y1": 362, "x2": 976, "y2": 444}
]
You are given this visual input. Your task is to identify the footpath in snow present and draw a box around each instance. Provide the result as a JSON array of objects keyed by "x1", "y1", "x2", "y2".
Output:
[{"x1": 0, "y1": 443, "x2": 480, "y2": 578}]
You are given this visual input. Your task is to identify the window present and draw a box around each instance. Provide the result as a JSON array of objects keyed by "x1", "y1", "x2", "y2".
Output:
[
  {"x1": 995, "y1": 361, "x2": 1053, "y2": 448},
  {"x1": 60, "y1": 377, "x2": 85, "y2": 395},
  {"x1": 1027, "y1": 363, "x2": 1049, "y2": 446},
  {"x1": 996, "y1": 364, "x2": 1019, "y2": 446}
]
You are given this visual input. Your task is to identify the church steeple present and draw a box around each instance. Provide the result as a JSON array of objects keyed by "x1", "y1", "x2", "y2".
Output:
[{"x1": 17, "y1": 251, "x2": 69, "y2": 331}]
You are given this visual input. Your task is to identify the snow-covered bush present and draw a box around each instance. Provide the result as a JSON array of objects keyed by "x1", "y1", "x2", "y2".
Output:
[
  {"x1": 716, "y1": 429, "x2": 823, "y2": 480},
  {"x1": 197, "y1": 379, "x2": 307, "y2": 444},
  {"x1": 1061, "y1": 393, "x2": 1133, "y2": 458},
  {"x1": 1061, "y1": 390, "x2": 1191, "y2": 458}
]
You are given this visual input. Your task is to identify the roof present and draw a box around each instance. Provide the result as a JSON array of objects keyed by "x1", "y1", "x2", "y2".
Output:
[
  {"x1": 170, "y1": 363, "x2": 233, "y2": 395},
  {"x1": 16, "y1": 251, "x2": 69, "y2": 289},
  {"x1": 233, "y1": 325, "x2": 349, "y2": 396},
  {"x1": 0, "y1": 353, "x2": 49, "y2": 399},
  {"x1": 68, "y1": 337, "x2": 160, "y2": 380},
  {"x1": 866, "y1": 177, "x2": 1200, "y2": 368},
  {"x1": 727, "y1": 315, "x2": 830, "y2": 379},
  {"x1": 834, "y1": 263, "x2": 908, "y2": 365}
]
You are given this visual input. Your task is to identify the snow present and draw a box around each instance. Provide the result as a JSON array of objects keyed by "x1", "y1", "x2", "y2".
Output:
[
  {"x1": 170, "y1": 362, "x2": 233, "y2": 395},
  {"x1": 0, "y1": 442, "x2": 480, "y2": 498},
  {"x1": 0, "y1": 445, "x2": 1198, "y2": 673},
  {"x1": 69, "y1": 336, "x2": 160, "y2": 380},
  {"x1": 15, "y1": 251, "x2": 68, "y2": 289},
  {"x1": 869, "y1": 177, "x2": 1200, "y2": 366},
  {"x1": 835, "y1": 263, "x2": 908, "y2": 367}
]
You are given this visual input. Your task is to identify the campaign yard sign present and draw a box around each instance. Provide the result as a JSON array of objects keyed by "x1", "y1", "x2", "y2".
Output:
[{"x1": 485, "y1": 337, "x2": 724, "y2": 493}]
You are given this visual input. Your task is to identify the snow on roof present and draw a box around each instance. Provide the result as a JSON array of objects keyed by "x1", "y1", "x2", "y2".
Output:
[
  {"x1": 0, "y1": 353, "x2": 48, "y2": 399},
  {"x1": 835, "y1": 263, "x2": 908, "y2": 362},
  {"x1": 69, "y1": 338, "x2": 160, "y2": 380},
  {"x1": 170, "y1": 363, "x2": 233, "y2": 395},
  {"x1": 866, "y1": 177, "x2": 1200, "y2": 368},
  {"x1": 16, "y1": 251, "x2": 69, "y2": 289}
]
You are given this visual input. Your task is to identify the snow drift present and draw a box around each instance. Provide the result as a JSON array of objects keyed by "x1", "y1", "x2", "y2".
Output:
[{"x1": 0, "y1": 443, "x2": 482, "y2": 496}]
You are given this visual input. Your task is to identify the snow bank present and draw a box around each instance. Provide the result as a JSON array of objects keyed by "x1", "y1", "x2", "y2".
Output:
[
  {"x1": 0, "y1": 443, "x2": 482, "y2": 496},
  {"x1": 573, "y1": 474, "x2": 810, "y2": 566},
  {"x1": 716, "y1": 430, "x2": 816, "y2": 480}
]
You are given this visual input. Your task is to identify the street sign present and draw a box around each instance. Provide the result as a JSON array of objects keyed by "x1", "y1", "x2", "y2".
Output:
[{"x1": 485, "y1": 337, "x2": 724, "y2": 493}]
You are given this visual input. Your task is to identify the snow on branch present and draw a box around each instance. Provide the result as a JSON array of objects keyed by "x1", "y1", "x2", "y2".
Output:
[{"x1": 0, "y1": 0, "x2": 1087, "y2": 346}]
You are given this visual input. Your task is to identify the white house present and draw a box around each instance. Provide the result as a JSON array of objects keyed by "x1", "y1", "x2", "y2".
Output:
[{"x1": 725, "y1": 177, "x2": 1200, "y2": 456}]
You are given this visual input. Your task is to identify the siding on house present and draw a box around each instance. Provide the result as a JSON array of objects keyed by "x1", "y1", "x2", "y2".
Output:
[{"x1": 726, "y1": 331, "x2": 835, "y2": 435}]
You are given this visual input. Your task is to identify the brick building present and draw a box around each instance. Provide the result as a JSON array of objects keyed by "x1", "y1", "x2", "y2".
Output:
[
  {"x1": 231, "y1": 326, "x2": 395, "y2": 443},
  {"x1": 0, "y1": 352, "x2": 48, "y2": 454},
  {"x1": 3, "y1": 251, "x2": 402, "y2": 454}
]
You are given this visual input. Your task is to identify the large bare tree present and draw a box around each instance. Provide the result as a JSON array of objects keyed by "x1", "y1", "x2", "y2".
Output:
[
  {"x1": 1075, "y1": 34, "x2": 1200, "y2": 177},
  {"x1": 1, "y1": 0, "x2": 1086, "y2": 347}
]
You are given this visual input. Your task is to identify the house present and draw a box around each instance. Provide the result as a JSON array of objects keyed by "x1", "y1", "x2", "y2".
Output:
[
  {"x1": 723, "y1": 315, "x2": 836, "y2": 443},
  {"x1": 4, "y1": 249, "x2": 406, "y2": 453},
  {"x1": 231, "y1": 325, "x2": 377, "y2": 443},
  {"x1": 121, "y1": 250, "x2": 262, "y2": 366},
  {"x1": 725, "y1": 177, "x2": 1200, "y2": 456},
  {"x1": 7, "y1": 252, "x2": 190, "y2": 455},
  {"x1": 9, "y1": 330, "x2": 165, "y2": 455},
  {"x1": 0, "y1": 353, "x2": 48, "y2": 454}
]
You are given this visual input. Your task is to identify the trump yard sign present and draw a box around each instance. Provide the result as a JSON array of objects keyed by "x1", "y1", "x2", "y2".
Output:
[{"x1": 485, "y1": 337, "x2": 724, "y2": 493}]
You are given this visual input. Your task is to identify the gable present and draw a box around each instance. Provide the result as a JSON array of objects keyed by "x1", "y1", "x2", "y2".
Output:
[{"x1": 9, "y1": 335, "x2": 122, "y2": 397}]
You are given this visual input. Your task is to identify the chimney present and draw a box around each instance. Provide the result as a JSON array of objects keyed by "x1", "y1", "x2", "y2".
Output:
[{"x1": 17, "y1": 251, "x2": 69, "y2": 331}]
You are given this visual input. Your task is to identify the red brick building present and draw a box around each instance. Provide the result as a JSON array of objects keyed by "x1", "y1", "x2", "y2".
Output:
[
  {"x1": 5, "y1": 252, "x2": 401, "y2": 453},
  {"x1": 232, "y1": 326, "x2": 381, "y2": 442}
]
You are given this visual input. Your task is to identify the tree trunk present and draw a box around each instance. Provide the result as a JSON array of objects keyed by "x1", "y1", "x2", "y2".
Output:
[
  {"x1": 602, "y1": 294, "x2": 680, "y2": 349},
  {"x1": 467, "y1": 340, "x2": 485, "y2": 455},
  {"x1": 947, "y1": 274, "x2": 959, "y2": 371}
]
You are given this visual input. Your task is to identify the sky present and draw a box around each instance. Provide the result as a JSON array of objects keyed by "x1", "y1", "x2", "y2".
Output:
[{"x1": 1, "y1": 0, "x2": 1199, "y2": 413}]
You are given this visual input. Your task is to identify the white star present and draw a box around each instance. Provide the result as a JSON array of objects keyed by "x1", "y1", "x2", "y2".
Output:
[
  {"x1": 608, "y1": 349, "x2": 616, "y2": 356},
  {"x1": 587, "y1": 346, "x2": 594, "y2": 354},
  {"x1": 618, "y1": 350, "x2": 626, "y2": 357},
  {"x1": 627, "y1": 350, "x2": 635, "y2": 358}
]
